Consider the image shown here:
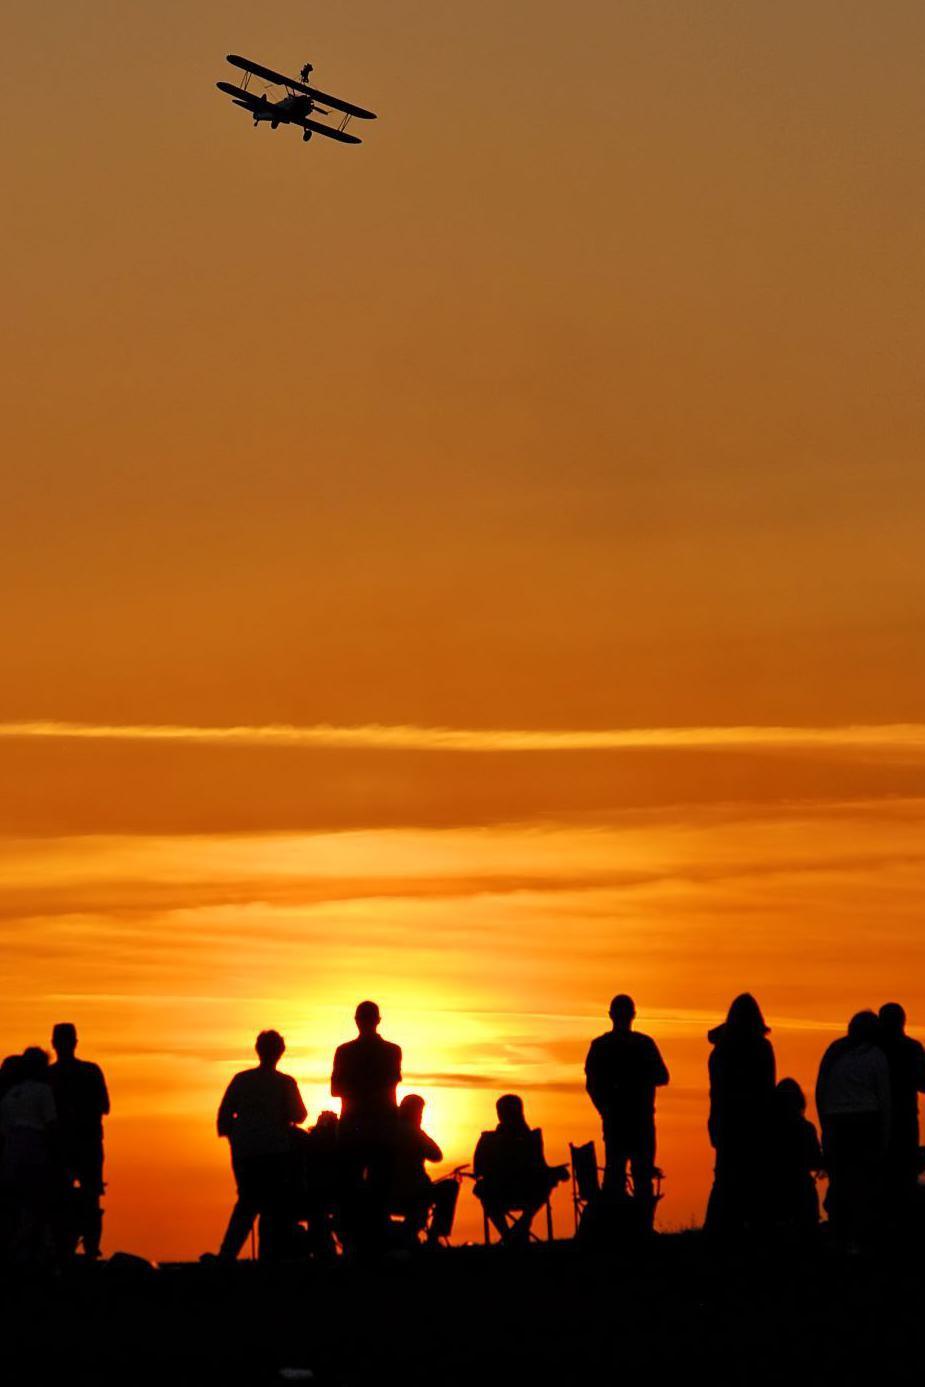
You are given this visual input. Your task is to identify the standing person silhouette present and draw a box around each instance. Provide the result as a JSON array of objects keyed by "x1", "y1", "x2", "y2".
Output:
[
  {"x1": 48, "y1": 1023, "x2": 110, "y2": 1259},
  {"x1": 877, "y1": 1002, "x2": 925, "y2": 1226},
  {"x1": 331, "y1": 1001, "x2": 402, "y2": 1125},
  {"x1": 215, "y1": 1030, "x2": 306, "y2": 1262},
  {"x1": 1, "y1": 1047, "x2": 58, "y2": 1267},
  {"x1": 816, "y1": 1010, "x2": 891, "y2": 1249},
  {"x1": 584, "y1": 995, "x2": 669, "y2": 1230},
  {"x1": 705, "y1": 993, "x2": 776, "y2": 1239},
  {"x1": 331, "y1": 1001, "x2": 402, "y2": 1243}
]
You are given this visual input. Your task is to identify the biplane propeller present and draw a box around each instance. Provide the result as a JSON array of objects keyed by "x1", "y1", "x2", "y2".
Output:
[{"x1": 216, "y1": 54, "x2": 376, "y2": 146}]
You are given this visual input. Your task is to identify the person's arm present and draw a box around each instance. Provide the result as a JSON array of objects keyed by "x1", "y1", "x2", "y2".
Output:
[
  {"x1": 95, "y1": 1065, "x2": 111, "y2": 1118},
  {"x1": 473, "y1": 1133, "x2": 489, "y2": 1180},
  {"x1": 330, "y1": 1046, "x2": 344, "y2": 1099},
  {"x1": 649, "y1": 1039, "x2": 670, "y2": 1088},
  {"x1": 806, "y1": 1122, "x2": 823, "y2": 1173},
  {"x1": 217, "y1": 1078, "x2": 237, "y2": 1139},
  {"x1": 287, "y1": 1076, "x2": 307, "y2": 1127},
  {"x1": 421, "y1": 1132, "x2": 442, "y2": 1163},
  {"x1": 392, "y1": 1044, "x2": 403, "y2": 1086},
  {"x1": 707, "y1": 1049, "x2": 720, "y2": 1148},
  {"x1": 815, "y1": 1045, "x2": 833, "y2": 1122},
  {"x1": 584, "y1": 1042, "x2": 606, "y2": 1114},
  {"x1": 914, "y1": 1041, "x2": 925, "y2": 1094}
]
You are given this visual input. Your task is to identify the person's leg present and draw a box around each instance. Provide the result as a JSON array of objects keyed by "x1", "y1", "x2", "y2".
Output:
[
  {"x1": 74, "y1": 1147, "x2": 105, "y2": 1257},
  {"x1": 629, "y1": 1119, "x2": 658, "y2": 1231},
  {"x1": 825, "y1": 1115, "x2": 871, "y2": 1246},
  {"x1": 256, "y1": 1154, "x2": 297, "y2": 1262},
  {"x1": 855, "y1": 1114, "x2": 885, "y2": 1244},
  {"x1": 507, "y1": 1199, "x2": 543, "y2": 1243},
  {"x1": 822, "y1": 1118, "x2": 844, "y2": 1234},
  {"x1": 219, "y1": 1157, "x2": 259, "y2": 1260},
  {"x1": 705, "y1": 1147, "x2": 742, "y2": 1239},
  {"x1": 52, "y1": 1168, "x2": 80, "y2": 1259},
  {"x1": 602, "y1": 1116, "x2": 630, "y2": 1196},
  {"x1": 886, "y1": 1127, "x2": 920, "y2": 1230},
  {"x1": 478, "y1": 1192, "x2": 511, "y2": 1241}
]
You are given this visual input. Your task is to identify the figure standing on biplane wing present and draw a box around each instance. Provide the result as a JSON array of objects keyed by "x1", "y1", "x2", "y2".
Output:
[{"x1": 216, "y1": 54, "x2": 376, "y2": 146}]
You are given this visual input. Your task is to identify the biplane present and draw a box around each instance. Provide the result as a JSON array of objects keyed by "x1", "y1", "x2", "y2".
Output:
[{"x1": 216, "y1": 54, "x2": 376, "y2": 146}]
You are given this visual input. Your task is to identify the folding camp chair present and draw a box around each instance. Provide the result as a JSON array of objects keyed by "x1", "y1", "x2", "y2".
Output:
[
  {"x1": 481, "y1": 1190, "x2": 555, "y2": 1245},
  {"x1": 570, "y1": 1139, "x2": 665, "y2": 1238},
  {"x1": 427, "y1": 1171, "x2": 463, "y2": 1246},
  {"x1": 569, "y1": 1140, "x2": 603, "y2": 1235}
]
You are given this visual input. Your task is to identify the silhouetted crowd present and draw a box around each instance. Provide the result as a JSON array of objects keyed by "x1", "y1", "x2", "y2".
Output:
[{"x1": 2, "y1": 995, "x2": 923, "y2": 1267}]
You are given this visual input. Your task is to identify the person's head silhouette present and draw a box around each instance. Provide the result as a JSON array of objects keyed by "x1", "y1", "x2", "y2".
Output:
[
  {"x1": 609, "y1": 994, "x2": 636, "y2": 1031},
  {"x1": 879, "y1": 1002, "x2": 906, "y2": 1036},
  {"x1": 399, "y1": 1094, "x2": 425, "y2": 1128},
  {"x1": 496, "y1": 1093, "x2": 528, "y2": 1131},
  {"x1": 20, "y1": 1046, "x2": 50, "y2": 1082},
  {"x1": 775, "y1": 1077, "x2": 807, "y2": 1117},
  {"x1": 724, "y1": 993, "x2": 769, "y2": 1038},
  {"x1": 847, "y1": 1010, "x2": 879, "y2": 1046},
  {"x1": 355, "y1": 1000, "x2": 381, "y2": 1036},
  {"x1": 52, "y1": 1022, "x2": 78, "y2": 1060},
  {"x1": 255, "y1": 1030, "x2": 286, "y2": 1068}
]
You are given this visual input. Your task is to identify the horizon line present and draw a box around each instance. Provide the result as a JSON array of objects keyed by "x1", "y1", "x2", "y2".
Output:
[{"x1": 1, "y1": 718, "x2": 925, "y2": 754}]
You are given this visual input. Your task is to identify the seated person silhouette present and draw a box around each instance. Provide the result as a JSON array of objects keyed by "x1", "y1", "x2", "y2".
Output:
[
  {"x1": 388, "y1": 1094, "x2": 452, "y2": 1244},
  {"x1": 293, "y1": 1110, "x2": 340, "y2": 1257},
  {"x1": 770, "y1": 1078, "x2": 821, "y2": 1233},
  {"x1": 473, "y1": 1095, "x2": 567, "y2": 1245},
  {"x1": 215, "y1": 1029, "x2": 306, "y2": 1262}
]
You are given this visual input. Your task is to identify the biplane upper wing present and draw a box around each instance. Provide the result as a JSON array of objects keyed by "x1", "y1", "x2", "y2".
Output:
[
  {"x1": 226, "y1": 54, "x2": 299, "y2": 89},
  {"x1": 226, "y1": 54, "x2": 377, "y2": 119},
  {"x1": 299, "y1": 84, "x2": 376, "y2": 120}
]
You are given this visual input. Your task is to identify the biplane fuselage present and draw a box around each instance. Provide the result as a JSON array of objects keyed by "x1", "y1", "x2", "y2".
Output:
[{"x1": 250, "y1": 93, "x2": 311, "y2": 128}]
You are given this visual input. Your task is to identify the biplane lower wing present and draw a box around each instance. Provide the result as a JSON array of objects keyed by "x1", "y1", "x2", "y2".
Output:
[
  {"x1": 217, "y1": 81, "x2": 263, "y2": 107},
  {"x1": 226, "y1": 54, "x2": 377, "y2": 120},
  {"x1": 217, "y1": 82, "x2": 360, "y2": 142},
  {"x1": 298, "y1": 117, "x2": 362, "y2": 145}
]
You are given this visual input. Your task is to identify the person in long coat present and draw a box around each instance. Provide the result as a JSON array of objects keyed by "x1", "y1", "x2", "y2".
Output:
[{"x1": 705, "y1": 993, "x2": 776, "y2": 1238}]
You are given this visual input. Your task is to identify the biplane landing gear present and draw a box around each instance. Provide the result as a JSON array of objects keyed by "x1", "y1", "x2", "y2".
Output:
[{"x1": 303, "y1": 129, "x2": 313, "y2": 142}]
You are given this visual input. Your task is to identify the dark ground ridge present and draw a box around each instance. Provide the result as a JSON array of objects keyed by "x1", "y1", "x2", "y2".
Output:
[{"x1": 2, "y1": 1234, "x2": 924, "y2": 1386}]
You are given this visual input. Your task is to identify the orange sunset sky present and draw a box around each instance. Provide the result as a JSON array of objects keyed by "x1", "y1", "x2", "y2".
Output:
[{"x1": 2, "y1": 1, "x2": 925, "y2": 1258}]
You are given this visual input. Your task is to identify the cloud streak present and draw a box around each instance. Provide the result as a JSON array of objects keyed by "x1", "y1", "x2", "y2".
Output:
[{"x1": 4, "y1": 719, "x2": 925, "y2": 754}]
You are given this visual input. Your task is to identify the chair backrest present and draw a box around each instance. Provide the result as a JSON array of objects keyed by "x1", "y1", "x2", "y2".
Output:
[
  {"x1": 569, "y1": 1140, "x2": 600, "y2": 1203},
  {"x1": 429, "y1": 1178, "x2": 461, "y2": 1240}
]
